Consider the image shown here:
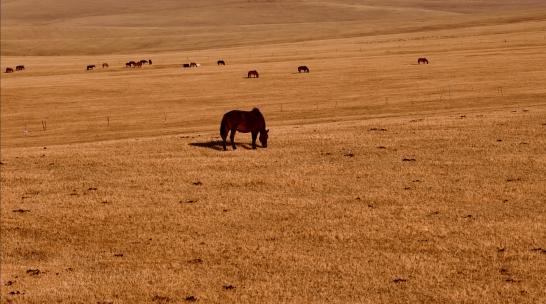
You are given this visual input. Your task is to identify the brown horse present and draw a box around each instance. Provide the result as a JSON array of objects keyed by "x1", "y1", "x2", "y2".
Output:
[
  {"x1": 247, "y1": 70, "x2": 259, "y2": 78},
  {"x1": 220, "y1": 108, "x2": 268, "y2": 150},
  {"x1": 102, "y1": 63, "x2": 109, "y2": 68},
  {"x1": 148, "y1": 59, "x2": 152, "y2": 65},
  {"x1": 134, "y1": 62, "x2": 143, "y2": 68},
  {"x1": 86, "y1": 65, "x2": 96, "y2": 70},
  {"x1": 190, "y1": 62, "x2": 198, "y2": 68},
  {"x1": 298, "y1": 66, "x2": 309, "y2": 73},
  {"x1": 5, "y1": 67, "x2": 14, "y2": 73},
  {"x1": 217, "y1": 60, "x2": 226, "y2": 66},
  {"x1": 418, "y1": 58, "x2": 429, "y2": 64},
  {"x1": 139, "y1": 60, "x2": 148, "y2": 65},
  {"x1": 16, "y1": 65, "x2": 25, "y2": 71}
]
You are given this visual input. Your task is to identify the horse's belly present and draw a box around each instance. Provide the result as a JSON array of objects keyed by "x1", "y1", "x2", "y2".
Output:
[{"x1": 237, "y1": 124, "x2": 252, "y2": 133}]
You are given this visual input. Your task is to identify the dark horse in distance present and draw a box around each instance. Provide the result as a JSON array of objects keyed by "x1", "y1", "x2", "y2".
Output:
[
  {"x1": 298, "y1": 66, "x2": 309, "y2": 73},
  {"x1": 417, "y1": 58, "x2": 429, "y2": 64},
  {"x1": 247, "y1": 70, "x2": 259, "y2": 78},
  {"x1": 220, "y1": 108, "x2": 268, "y2": 150}
]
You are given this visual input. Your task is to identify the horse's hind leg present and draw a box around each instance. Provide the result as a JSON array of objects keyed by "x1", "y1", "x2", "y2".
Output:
[
  {"x1": 220, "y1": 125, "x2": 228, "y2": 151},
  {"x1": 251, "y1": 131, "x2": 258, "y2": 149},
  {"x1": 230, "y1": 129, "x2": 237, "y2": 150},
  {"x1": 221, "y1": 132, "x2": 227, "y2": 151}
]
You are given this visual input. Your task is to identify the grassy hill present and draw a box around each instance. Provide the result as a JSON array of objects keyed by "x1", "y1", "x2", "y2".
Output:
[{"x1": 2, "y1": 0, "x2": 545, "y2": 55}]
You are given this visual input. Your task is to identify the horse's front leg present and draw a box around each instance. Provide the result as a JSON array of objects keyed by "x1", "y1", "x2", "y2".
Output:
[
  {"x1": 251, "y1": 131, "x2": 258, "y2": 149},
  {"x1": 230, "y1": 129, "x2": 237, "y2": 150}
]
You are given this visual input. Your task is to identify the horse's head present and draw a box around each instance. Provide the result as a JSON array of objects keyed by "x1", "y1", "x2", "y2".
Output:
[{"x1": 259, "y1": 129, "x2": 269, "y2": 148}]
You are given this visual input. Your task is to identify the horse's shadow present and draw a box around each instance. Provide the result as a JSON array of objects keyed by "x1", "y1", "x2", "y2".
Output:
[{"x1": 189, "y1": 140, "x2": 253, "y2": 151}]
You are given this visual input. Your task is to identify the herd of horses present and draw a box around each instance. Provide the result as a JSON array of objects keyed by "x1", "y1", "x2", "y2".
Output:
[
  {"x1": 4, "y1": 57, "x2": 430, "y2": 74},
  {"x1": 125, "y1": 59, "x2": 152, "y2": 68},
  {"x1": 4, "y1": 65, "x2": 24, "y2": 73},
  {"x1": 85, "y1": 59, "x2": 151, "y2": 70},
  {"x1": 182, "y1": 62, "x2": 201, "y2": 68},
  {"x1": 4, "y1": 55, "x2": 429, "y2": 151}
]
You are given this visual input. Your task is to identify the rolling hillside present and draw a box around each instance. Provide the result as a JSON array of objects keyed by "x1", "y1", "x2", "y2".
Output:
[{"x1": 2, "y1": 0, "x2": 545, "y2": 55}]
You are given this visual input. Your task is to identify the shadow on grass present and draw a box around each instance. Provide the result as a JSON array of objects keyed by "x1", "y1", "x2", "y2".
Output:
[{"x1": 189, "y1": 140, "x2": 253, "y2": 151}]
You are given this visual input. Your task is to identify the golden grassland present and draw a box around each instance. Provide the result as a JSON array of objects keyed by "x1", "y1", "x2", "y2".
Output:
[
  {"x1": 1, "y1": 110, "x2": 545, "y2": 303},
  {"x1": 1, "y1": 1, "x2": 546, "y2": 303}
]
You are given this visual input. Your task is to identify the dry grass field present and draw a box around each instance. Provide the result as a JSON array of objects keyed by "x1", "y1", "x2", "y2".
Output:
[{"x1": 2, "y1": 0, "x2": 546, "y2": 303}]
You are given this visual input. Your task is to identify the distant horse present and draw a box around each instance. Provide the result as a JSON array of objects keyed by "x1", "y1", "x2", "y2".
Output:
[
  {"x1": 217, "y1": 60, "x2": 226, "y2": 66},
  {"x1": 125, "y1": 62, "x2": 132, "y2": 68},
  {"x1": 418, "y1": 58, "x2": 429, "y2": 64},
  {"x1": 86, "y1": 65, "x2": 96, "y2": 70},
  {"x1": 140, "y1": 60, "x2": 148, "y2": 65},
  {"x1": 16, "y1": 65, "x2": 25, "y2": 71},
  {"x1": 148, "y1": 59, "x2": 152, "y2": 65},
  {"x1": 182, "y1": 63, "x2": 190, "y2": 68},
  {"x1": 247, "y1": 70, "x2": 259, "y2": 78},
  {"x1": 5, "y1": 67, "x2": 14, "y2": 73},
  {"x1": 190, "y1": 62, "x2": 198, "y2": 68},
  {"x1": 135, "y1": 62, "x2": 142, "y2": 68},
  {"x1": 102, "y1": 63, "x2": 109, "y2": 68},
  {"x1": 220, "y1": 108, "x2": 269, "y2": 150},
  {"x1": 298, "y1": 66, "x2": 309, "y2": 73}
]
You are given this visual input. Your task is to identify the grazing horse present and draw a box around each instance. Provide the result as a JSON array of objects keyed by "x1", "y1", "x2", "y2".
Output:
[
  {"x1": 247, "y1": 70, "x2": 259, "y2": 78},
  {"x1": 140, "y1": 60, "x2": 148, "y2": 65},
  {"x1": 418, "y1": 58, "x2": 429, "y2": 64},
  {"x1": 217, "y1": 60, "x2": 226, "y2": 66},
  {"x1": 189, "y1": 62, "x2": 198, "y2": 68},
  {"x1": 134, "y1": 62, "x2": 142, "y2": 68},
  {"x1": 102, "y1": 63, "x2": 109, "y2": 68},
  {"x1": 16, "y1": 65, "x2": 25, "y2": 71},
  {"x1": 220, "y1": 108, "x2": 268, "y2": 150},
  {"x1": 125, "y1": 62, "x2": 132, "y2": 68},
  {"x1": 5, "y1": 67, "x2": 14, "y2": 73},
  {"x1": 182, "y1": 63, "x2": 190, "y2": 68},
  {"x1": 86, "y1": 65, "x2": 96, "y2": 70},
  {"x1": 298, "y1": 66, "x2": 309, "y2": 73}
]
